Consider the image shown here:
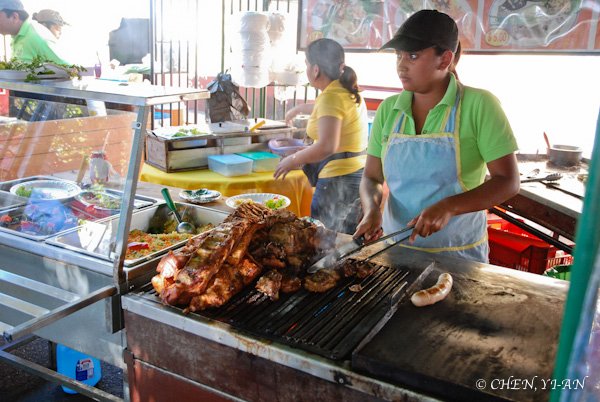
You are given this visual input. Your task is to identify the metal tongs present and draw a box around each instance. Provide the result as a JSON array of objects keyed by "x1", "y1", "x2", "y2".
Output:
[
  {"x1": 520, "y1": 172, "x2": 562, "y2": 183},
  {"x1": 307, "y1": 225, "x2": 414, "y2": 273}
]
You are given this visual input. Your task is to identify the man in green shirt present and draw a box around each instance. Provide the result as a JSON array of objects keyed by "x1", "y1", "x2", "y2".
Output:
[{"x1": 0, "y1": 0, "x2": 69, "y2": 64}]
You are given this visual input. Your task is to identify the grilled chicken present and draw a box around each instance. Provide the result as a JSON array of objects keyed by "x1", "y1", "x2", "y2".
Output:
[{"x1": 151, "y1": 202, "x2": 345, "y2": 311}]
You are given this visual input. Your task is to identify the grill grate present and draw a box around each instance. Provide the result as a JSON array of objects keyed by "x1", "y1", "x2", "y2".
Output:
[{"x1": 145, "y1": 259, "x2": 411, "y2": 360}]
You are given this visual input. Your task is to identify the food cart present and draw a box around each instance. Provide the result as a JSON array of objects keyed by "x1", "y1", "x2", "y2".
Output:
[
  {"x1": 0, "y1": 77, "x2": 597, "y2": 402},
  {"x1": 0, "y1": 78, "x2": 211, "y2": 400}
]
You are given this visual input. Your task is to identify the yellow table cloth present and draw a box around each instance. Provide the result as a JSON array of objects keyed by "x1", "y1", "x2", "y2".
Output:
[{"x1": 140, "y1": 163, "x2": 314, "y2": 217}]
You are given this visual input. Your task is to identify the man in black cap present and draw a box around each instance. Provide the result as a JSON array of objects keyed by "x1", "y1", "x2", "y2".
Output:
[{"x1": 355, "y1": 10, "x2": 520, "y2": 264}]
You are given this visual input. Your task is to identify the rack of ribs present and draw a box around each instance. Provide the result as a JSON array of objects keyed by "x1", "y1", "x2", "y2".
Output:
[{"x1": 151, "y1": 202, "x2": 341, "y2": 311}]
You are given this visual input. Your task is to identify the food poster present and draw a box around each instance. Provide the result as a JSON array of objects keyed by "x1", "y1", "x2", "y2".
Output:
[
  {"x1": 299, "y1": 0, "x2": 600, "y2": 53},
  {"x1": 384, "y1": 0, "x2": 479, "y2": 50},
  {"x1": 481, "y1": 0, "x2": 596, "y2": 51},
  {"x1": 298, "y1": 0, "x2": 385, "y2": 50}
]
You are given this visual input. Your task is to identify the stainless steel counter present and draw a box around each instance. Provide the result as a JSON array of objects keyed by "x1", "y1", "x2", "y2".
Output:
[
  {"x1": 502, "y1": 156, "x2": 588, "y2": 240},
  {"x1": 122, "y1": 244, "x2": 568, "y2": 402}
]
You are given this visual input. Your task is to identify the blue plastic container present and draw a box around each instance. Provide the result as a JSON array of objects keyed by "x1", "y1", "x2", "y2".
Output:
[{"x1": 56, "y1": 344, "x2": 102, "y2": 394}]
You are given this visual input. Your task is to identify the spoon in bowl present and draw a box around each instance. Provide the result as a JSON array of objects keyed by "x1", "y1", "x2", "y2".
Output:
[{"x1": 161, "y1": 188, "x2": 195, "y2": 234}]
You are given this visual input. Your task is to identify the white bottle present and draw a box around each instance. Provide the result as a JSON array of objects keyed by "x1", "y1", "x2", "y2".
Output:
[{"x1": 89, "y1": 151, "x2": 110, "y2": 184}]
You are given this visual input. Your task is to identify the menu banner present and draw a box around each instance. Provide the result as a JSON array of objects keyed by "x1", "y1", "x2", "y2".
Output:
[{"x1": 298, "y1": 0, "x2": 600, "y2": 53}]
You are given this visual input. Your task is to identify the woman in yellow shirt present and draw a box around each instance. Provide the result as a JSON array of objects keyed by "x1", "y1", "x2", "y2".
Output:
[{"x1": 274, "y1": 38, "x2": 368, "y2": 234}]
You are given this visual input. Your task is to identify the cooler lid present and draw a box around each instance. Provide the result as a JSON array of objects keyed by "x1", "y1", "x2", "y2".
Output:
[
  {"x1": 235, "y1": 152, "x2": 280, "y2": 161},
  {"x1": 208, "y1": 154, "x2": 251, "y2": 165}
]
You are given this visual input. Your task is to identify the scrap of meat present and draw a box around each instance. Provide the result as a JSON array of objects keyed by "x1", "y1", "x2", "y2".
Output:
[
  {"x1": 280, "y1": 272, "x2": 302, "y2": 294},
  {"x1": 339, "y1": 259, "x2": 377, "y2": 279},
  {"x1": 304, "y1": 269, "x2": 341, "y2": 293},
  {"x1": 256, "y1": 269, "x2": 283, "y2": 300}
]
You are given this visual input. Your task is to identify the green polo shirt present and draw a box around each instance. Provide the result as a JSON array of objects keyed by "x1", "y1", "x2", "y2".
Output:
[
  {"x1": 11, "y1": 18, "x2": 69, "y2": 65},
  {"x1": 367, "y1": 74, "x2": 518, "y2": 190}
]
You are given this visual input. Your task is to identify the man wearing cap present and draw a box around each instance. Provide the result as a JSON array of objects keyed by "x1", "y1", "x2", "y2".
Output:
[
  {"x1": 0, "y1": 0, "x2": 69, "y2": 64},
  {"x1": 355, "y1": 10, "x2": 520, "y2": 263},
  {"x1": 33, "y1": 9, "x2": 68, "y2": 40}
]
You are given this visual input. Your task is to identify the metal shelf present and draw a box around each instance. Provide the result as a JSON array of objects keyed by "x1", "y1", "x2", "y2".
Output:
[{"x1": 0, "y1": 77, "x2": 209, "y2": 106}]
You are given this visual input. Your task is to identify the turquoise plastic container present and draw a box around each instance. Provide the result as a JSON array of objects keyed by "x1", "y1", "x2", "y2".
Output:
[{"x1": 56, "y1": 344, "x2": 102, "y2": 394}]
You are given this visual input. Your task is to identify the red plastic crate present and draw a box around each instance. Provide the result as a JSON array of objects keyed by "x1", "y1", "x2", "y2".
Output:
[{"x1": 487, "y1": 221, "x2": 573, "y2": 275}]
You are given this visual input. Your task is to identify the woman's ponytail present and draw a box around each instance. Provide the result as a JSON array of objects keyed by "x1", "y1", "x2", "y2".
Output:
[
  {"x1": 339, "y1": 66, "x2": 361, "y2": 105},
  {"x1": 307, "y1": 38, "x2": 361, "y2": 104}
]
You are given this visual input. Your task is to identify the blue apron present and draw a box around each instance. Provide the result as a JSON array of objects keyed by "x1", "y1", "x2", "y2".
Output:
[{"x1": 381, "y1": 86, "x2": 489, "y2": 263}]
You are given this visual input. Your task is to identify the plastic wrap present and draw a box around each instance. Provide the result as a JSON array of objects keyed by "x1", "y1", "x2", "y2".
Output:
[{"x1": 238, "y1": 11, "x2": 270, "y2": 32}]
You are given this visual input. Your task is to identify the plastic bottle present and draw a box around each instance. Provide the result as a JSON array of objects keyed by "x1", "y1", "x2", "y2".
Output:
[{"x1": 56, "y1": 344, "x2": 102, "y2": 394}]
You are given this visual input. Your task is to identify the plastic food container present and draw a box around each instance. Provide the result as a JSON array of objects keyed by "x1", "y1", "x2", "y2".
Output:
[
  {"x1": 236, "y1": 151, "x2": 280, "y2": 172},
  {"x1": 208, "y1": 154, "x2": 253, "y2": 177},
  {"x1": 268, "y1": 138, "x2": 307, "y2": 157}
]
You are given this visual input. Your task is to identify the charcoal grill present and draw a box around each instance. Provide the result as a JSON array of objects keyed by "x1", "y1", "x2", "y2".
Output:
[{"x1": 142, "y1": 259, "x2": 411, "y2": 360}]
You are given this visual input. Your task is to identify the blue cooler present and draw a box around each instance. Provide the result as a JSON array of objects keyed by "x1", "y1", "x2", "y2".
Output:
[
  {"x1": 236, "y1": 151, "x2": 280, "y2": 172},
  {"x1": 56, "y1": 344, "x2": 102, "y2": 394},
  {"x1": 208, "y1": 154, "x2": 253, "y2": 177}
]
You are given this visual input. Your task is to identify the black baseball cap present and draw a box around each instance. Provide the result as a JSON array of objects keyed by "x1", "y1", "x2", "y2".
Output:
[{"x1": 381, "y1": 10, "x2": 458, "y2": 52}]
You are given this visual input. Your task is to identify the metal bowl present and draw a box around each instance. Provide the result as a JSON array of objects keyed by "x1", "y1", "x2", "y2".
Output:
[
  {"x1": 9, "y1": 180, "x2": 81, "y2": 202},
  {"x1": 547, "y1": 145, "x2": 582, "y2": 167},
  {"x1": 75, "y1": 190, "x2": 122, "y2": 211}
]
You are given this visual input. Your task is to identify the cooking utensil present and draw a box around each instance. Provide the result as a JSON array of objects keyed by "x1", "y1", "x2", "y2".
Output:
[
  {"x1": 543, "y1": 182, "x2": 585, "y2": 200},
  {"x1": 308, "y1": 226, "x2": 414, "y2": 273},
  {"x1": 160, "y1": 188, "x2": 194, "y2": 234},
  {"x1": 543, "y1": 132, "x2": 551, "y2": 150},
  {"x1": 524, "y1": 168, "x2": 540, "y2": 178},
  {"x1": 249, "y1": 120, "x2": 266, "y2": 132},
  {"x1": 520, "y1": 173, "x2": 563, "y2": 183},
  {"x1": 547, "y1": 145, "x2": 583, "y2": 167},
  {"x1": 362, "y1": 231, "x2": 414, "y2": 263}
]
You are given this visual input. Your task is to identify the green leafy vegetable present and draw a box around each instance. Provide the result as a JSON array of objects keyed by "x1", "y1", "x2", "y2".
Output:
[
  {"x1": 265, "y1": 197, "x2": 285, "y2": 210},
  {"x1": 15, "y1": 186, "x2": 32, "y2": 198},
  {"x1": 0, "y1": 56, "x2": 86, "y2": 82}
]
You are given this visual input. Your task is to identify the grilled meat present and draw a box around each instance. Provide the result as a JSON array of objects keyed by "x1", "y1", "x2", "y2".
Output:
[
  {"x1": 256, "y1": 269, "x2": 283, "y2": 300},
  {"x1": 303, "y1": 269, "x2": 341, "y2": 293},
  {"x1": 187, "y1": 257, "x2": 262, "y2": 312},
  {"x1": 160, "y1": 221, "x2": 250, "y2": 306},
  {"x1": 280, "y1": 273, "x2": 302, "y2": 294},
  {"x1": 151, "y1": 201, "x2": 347, "y2": 311},
  {"x1": 339, "y1": 259, "x2": 378, "y2": 279}
]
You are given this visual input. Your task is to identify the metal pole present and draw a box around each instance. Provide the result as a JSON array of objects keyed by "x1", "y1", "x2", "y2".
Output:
[{"x1": 551, "y1": 108, "x2": 600, "y2": 401}]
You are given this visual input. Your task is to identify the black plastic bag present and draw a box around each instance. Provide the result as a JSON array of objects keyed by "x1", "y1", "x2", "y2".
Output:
[{"x1": 206, "y1": 72, "x2": 250, "y2": 122}]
